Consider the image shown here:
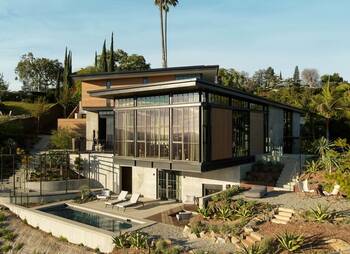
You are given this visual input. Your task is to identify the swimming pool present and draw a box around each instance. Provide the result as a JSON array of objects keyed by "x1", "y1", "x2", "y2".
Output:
[{"x1": 39, "y1": 204, "x2": 135, "y2": 232}]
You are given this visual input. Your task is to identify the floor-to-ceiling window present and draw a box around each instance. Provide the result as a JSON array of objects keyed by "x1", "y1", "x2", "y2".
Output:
[
  {"x1": 115, "y1": 110, "x2": 134, "y2": 156},
  {"x1": 136, "y1": 108, "x2": 169, "y2": 159},
  {"x1": 172, "y1": 107, "x2": 200, "y2": 161},
  {"x1": 283, "y1": 110, "x2": 293, "y2": 153}
]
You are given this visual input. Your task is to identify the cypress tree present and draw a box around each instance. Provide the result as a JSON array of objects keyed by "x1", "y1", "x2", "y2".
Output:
[
  {"x1": 63, "y1": 47, "x2": 69, "y2": 86},
  {"x1": 108, "y1": 33, "x2": 115, "y2": 72},
  {"x1": 101, "y1": 40, "x2": 108, "y2": 72},
  {"x1": 293, "y1": 66, "x2": 300, "y2": 84},
  {"x1": 94, "y1": 51, "x2": 98, "y2": 69},
  {"x1": 63, "y1": 48, "x2": 73, "y2": 88},
  {"x1": 279, "y1": 71, "x2": 282, "y2": 80}
]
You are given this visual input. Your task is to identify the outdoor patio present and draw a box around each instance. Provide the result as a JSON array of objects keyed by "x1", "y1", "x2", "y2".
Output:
[{"x1": 71, "y1": 197, "x2": 187, "y2": 220}]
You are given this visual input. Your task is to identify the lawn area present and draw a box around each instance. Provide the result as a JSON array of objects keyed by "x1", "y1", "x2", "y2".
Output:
[{"x1": 0, "y1": 101, "x2": 54, "y2": 116}]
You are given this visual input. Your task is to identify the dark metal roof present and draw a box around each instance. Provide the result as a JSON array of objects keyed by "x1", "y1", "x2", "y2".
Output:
[
  {"x1": 71, "y1": 65, "x2": 219, "y2": 81},
  {"x1": 88, "y1": 78, "x2": 304, "y2": 113}
]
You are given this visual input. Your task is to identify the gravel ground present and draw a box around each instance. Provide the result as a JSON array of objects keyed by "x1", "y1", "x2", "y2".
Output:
[
  {"x1": 141, "y1": 222, "x2": 237, "y2": 254},
  {"x1": 236, "y1": 191, "x2": 350, "y2": 212}
]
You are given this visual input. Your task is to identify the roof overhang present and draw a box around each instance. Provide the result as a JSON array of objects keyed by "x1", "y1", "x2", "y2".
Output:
[
  {"x1": 88, "y1": 78, "x2": 304, "y2": 113},
  {"x1": 72, "y1": 65, "x2": 219, "y2": 82}
]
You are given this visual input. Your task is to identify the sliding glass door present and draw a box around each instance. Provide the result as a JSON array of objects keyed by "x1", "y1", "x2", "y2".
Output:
[{"x1": 158, "y1": 170, "x2": 180, "y2": 200}]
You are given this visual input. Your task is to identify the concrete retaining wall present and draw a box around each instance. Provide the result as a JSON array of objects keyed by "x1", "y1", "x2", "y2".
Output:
[{"x1": 4, "y1": 203, "x2": 114, "y2": 253}]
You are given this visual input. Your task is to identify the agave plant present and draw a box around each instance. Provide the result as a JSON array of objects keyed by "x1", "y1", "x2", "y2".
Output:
[
  {"x1": 128, "y1": 231, "x2": 150, "y2": 249},
  {"x1": 215, "y1": 204, "x2": 233, "y2": 221},
  {"x1": 238, "y1": 243, "x2": 264, "y2": 254},
  {"x1": 276, "y1": 232, "x2": 304, "y2": 253},
  {"x1": 197, "y1": 207, "x2": 211, "y2": 219},
  {"x1": 308, "y1": 204, "x2": 333, "y2": 222},
  {"x1": 112, "y1": 232, "x2": 130, "y2": 249}
]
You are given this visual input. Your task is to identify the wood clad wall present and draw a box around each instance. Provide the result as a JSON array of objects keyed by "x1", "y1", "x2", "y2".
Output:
[
  {"x1": 57, "y1": 118, "x2": 86, "y2": 137},
  {"x1": 211, "y1": 108, "x2": 233, "y2": 160},
  {"x1": 81, "y1": 75, "x2": 176, "y2": 108},
  {"x1": 250, "y1": 112, "x2": 264, "y2": 155}
]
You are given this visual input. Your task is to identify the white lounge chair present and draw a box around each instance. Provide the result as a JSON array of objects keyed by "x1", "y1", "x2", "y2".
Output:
[
  {"x1": 323, "y1": 184, "x2": 340, "y2": 196},
  {"x1": 104, "y1": 191, "x2": 128, "y2": 208},
  {"x1": 96, "y1": 189, "x2": 111, "y2": 200},
  {"x1": 116, "y1": 193, "x2": 143, "y2": 212},
  {"x1": 301, "y1": 179, "x2": 315, "y2": 193}
]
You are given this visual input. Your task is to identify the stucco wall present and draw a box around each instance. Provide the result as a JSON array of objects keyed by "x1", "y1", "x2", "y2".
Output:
[
  {"x1": 268, "y1": 106, "x2": 284, "y2": 147},
  {"x1": 132, "y1": 167, "x2": 157, "y2": 199}
]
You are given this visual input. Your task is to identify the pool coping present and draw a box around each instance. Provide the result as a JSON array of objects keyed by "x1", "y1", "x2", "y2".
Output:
[{"x1": 34, "y1": 200, "x2": 156, "y2": 234}]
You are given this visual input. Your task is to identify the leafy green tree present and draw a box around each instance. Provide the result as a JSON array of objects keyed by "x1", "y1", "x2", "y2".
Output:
[
  {"x1": 100, "y1": 40, "x2": 108, "y2": 72},
  {"x1": 265, "y1": 67, "x2": 277, "y2": 88},
  {"x1": 218, "y1": 68, "x2": 249, "y2": 89},
  {"x1": 15, "y1": 53, "x2": 63, "y2": 92},
  {"x1": 311, "y1": 82, "x2": 343, "y2": 140},
  {"x1": 63, "y1": 48, "x2": 73, "y2": 88},
  {"x1": 108, "y1": 33, "x2": 116, "y2": 72},
  {"x1": 321, "y1": 73, "x2": 344, "y2": 85}
]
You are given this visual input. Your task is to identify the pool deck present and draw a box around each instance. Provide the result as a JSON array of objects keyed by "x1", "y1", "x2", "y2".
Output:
[{"x1": 70, "y1": 198, "x2": 185, "y2": 220}]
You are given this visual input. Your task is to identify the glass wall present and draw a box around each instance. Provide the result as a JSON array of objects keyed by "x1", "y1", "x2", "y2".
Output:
[
  {"x1": 136, "y1": 109, "x2": 169, "y2": 159},
  {"x1": 172, "y1": 107, "x2": 200, "y2": 161},
  {"x1": 137, "y1": 95, "x2": 169, "y2": 107},
  {"x1": 232, "y1": 111, "x2": 250, "y2": 158},
  {"x1": 172, "y1": 92, "x2": 199, "y2": 104},
  {"x1": 115, "y1": 110, "x2": 134, "y2": 156}
]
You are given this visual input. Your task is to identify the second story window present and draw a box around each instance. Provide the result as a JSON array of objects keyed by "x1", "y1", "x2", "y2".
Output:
[
  {"x1": 172, "y1": 92, "x2": 199, "y2": 104},
  {"x1": 116, "y1": 98, "x2": 134, "y2": 108},
  {"x1": 137, "y1": 95, "x2": 169, "y2": 107}
]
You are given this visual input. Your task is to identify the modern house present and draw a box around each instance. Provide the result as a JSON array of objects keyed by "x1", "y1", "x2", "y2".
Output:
[{"x1": 61, "y1": 65, "x2": 303, "y2": 202}]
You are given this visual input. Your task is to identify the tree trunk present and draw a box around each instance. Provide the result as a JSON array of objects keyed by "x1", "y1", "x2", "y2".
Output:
[
  {"x1": 37, "y1": 117, "x2": 40, "y2": 134},
  {"x1": 159, "y1": 1, "x2": 167, "y2": 68},
  {"x1": 326, "y1": 118, "x2": 330, "y2": 141},
  {"x1": 165, "y1": 10, "x2": 168, "y2": 65}
]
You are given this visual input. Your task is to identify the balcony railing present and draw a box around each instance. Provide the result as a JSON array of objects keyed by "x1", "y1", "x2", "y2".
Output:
[{"x1": 73, "y1": 138, "x2": 114, "y2": 153}]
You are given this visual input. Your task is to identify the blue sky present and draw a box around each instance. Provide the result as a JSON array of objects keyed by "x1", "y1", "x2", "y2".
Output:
[{"x1": 0, "y1": 0, "x2": 349, "y2": 90}]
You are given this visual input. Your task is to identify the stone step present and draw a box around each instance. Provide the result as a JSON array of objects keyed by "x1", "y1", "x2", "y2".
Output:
[
  {"x1": 279, "y1": 211, "x2": 293, "y2": 217},
  {"x1": 273, "y1": 187, "x2": 292, "y2": 192},
  {"x1": 278, "y1": 207, "x2": 295, "y2": 214},
  {"x1": 274, "y1": 214, "x2": 291, "y2": 222},
  {"x1": 271, "y1": 218, "x2": 288, "y2": 225},
  {"x1": 250, "y1": 232, "x2": 263, "y2": 242}
]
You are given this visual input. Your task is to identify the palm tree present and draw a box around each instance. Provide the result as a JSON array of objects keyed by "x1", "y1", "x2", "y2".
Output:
[
  {"x1": 311, "y1": 81, "x2": 343, "y2": 140},
  {"x1": 154, "y1": 0, "x2": 178, "y2": 68}
]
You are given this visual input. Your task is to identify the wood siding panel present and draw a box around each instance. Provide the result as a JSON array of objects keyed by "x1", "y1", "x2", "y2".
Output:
[
  {"x1": 211, "y1": 108, "x2": 232, "y2": 160},
  {"x1": 81, "y1": 75, "x2": 176, "y2": 108},
  {"x1": 250, "y1": 112, "x2": 264, "y2": 155},
  {"x1": 58, "y1": 119, "x2": 86, "y2": 137}
]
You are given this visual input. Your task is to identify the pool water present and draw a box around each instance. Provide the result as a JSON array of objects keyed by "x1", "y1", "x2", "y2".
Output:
[{"x1": 39, "y1": 204, "x2": 134, "y2": 232}]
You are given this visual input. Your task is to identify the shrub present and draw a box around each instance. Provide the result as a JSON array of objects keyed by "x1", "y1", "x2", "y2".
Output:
[
  {"x1": 190, "y1": 221, "x2": 208, "y2": 236},
  {"x1": 238, "y1": 243, "x2": 264, "y2": 254},
  {"x1": 4, "y1": 231, "x2": 17, "y2": 241},
  {"x1": 0, "y1": 212, "x2": 6, "y2": 222},
  {"x1": 50, "y1": 128, "x2": 75, "y2": 149},
  {"x1": 306, "y1": 204, "x2": 334, "y2": 223},
  {"x1": 276, "y1": 232, "x2": 304, "y2": 253},
  {"x1": 197, "y1": 207, "x2": 212, "y2": 219},
  {"x1": 154, "y1": 239, "x2": 182, "y2": 254},
  {"x1": 14, "y1": 242, "x2": 24, "y2": 251},
  {"x1": 58, "y1": 236, "x2": 68, "y2": 242},
  {"x1": 1, "y1": 244, "x2": 12, "y2": 253}
]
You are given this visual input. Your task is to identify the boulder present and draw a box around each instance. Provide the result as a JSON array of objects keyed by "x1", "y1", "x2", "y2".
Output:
[
  {"x1": 199, "y1": 231, "x2": 206, "y2": 239},
  {"x1": 216, "y1": 237, "x2": 226, "y2": 244},
  {"x1": 243, "y1": 226, "x2": 254, "y2": 234},
  {"x1": 189, "y1": 233, "x2": 198, "y2": 240},
  {"x1": 231, "y1": 236, "x2": 240, "y2": 244},
  {"x1": 183, "y1": 225, "x2": 191, "y2": 237}
]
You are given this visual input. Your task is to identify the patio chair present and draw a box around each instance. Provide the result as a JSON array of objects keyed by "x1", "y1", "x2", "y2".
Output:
[
  {"x1": 301, "y1": 179, "x2": 315, "y2": 193},
  {"x1": 104, "y1": 191, "x2": 128, "y2": 208},
  {"x1": 323, "y1": 184, "x2": 340, "y2": 196},
  {"x1": 96, "y1": 189, "x2": 111, "y2": 200},
  {"x1": 116, "y1": 193, "x2": 144, "y2": 212}
]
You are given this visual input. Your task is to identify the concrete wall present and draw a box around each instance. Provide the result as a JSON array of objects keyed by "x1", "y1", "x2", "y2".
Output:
[
  {"x1": 181, "y1": 163, "x2": 253, "y2": 202},
  {"x1": 5, "y1": 203, "x2": 114, "y2": 253},
  {"x1": 85, "y1": 111, "x2": 99, "y2": 150},
  {"x1": 69, "y1": 153, "x2": 119, "y2": 193},
  {"x1": 268, "y1": 106, "x2": 284, "y2": 147},
  {"x1": 132, "y1": 167, "x2": 157, "y2": 199}
]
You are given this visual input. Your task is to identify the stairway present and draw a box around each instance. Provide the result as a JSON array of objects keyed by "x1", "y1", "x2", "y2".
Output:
[
  {"x1": 274, "y1": 157, "x2": 301, "y2": 191},
  {"x1": 271, "y1": 207, "x2": 294, "y2": 224},
  {"x1": 241, "y1": 231, "x2": 264, "y2": 248}
]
